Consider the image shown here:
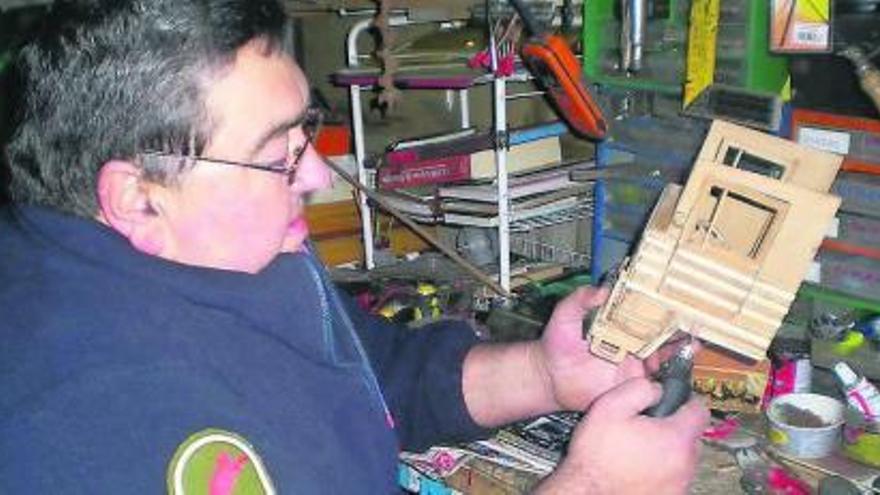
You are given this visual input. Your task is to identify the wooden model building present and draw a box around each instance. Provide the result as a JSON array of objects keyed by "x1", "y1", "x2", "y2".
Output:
[{"x1": 588, "y1": 120, "x2": 843, "y2": 363}]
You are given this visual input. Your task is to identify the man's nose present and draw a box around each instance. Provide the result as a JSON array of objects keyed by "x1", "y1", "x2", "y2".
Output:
[{"x1": 292, "y1": 145, "x2": 332, "y2": 192}]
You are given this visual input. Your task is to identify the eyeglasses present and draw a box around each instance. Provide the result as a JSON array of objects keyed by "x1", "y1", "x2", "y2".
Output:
[{"x1": 139, "y1": 106, "x2": 323, "y2": 185}]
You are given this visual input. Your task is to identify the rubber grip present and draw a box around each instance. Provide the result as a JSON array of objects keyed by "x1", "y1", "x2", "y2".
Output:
[{"x1": 645, "y1": 377, "x2": 691, "y2": 418}]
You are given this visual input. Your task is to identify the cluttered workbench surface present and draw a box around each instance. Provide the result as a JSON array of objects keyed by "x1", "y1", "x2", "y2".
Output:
[
  {"x1": 399, "y1": 412, "x2": 879, "y2": 494},
  {"x1": 333, "y1": 245, "x2": 880, "y2": 494},
  {"x1": 352, "y1": 255, "x2": 880, "y2": 494}
]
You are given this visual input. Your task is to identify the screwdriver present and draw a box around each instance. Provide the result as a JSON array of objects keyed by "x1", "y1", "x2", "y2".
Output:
[{"x1": 644, "y1": 344, "x2": 695, "y2": 417}]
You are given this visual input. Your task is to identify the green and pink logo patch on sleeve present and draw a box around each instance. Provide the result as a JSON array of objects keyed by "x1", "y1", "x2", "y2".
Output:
[{"x1": 167, "y1": 429, "x2": 275, "y2": 495}]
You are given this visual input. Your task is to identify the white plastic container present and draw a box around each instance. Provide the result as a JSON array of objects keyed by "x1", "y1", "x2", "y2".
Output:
[
  {"x1": 767, "y1": 393, "x2": 845, "y2": 459},
  {"x1": 833, "y1": 362, "x2": 880, "y2": 429}
]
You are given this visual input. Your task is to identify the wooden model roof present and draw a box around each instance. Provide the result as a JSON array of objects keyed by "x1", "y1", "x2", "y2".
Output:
[{"x1": 588, "y1": 120, "x2": 843, "y2": 363}]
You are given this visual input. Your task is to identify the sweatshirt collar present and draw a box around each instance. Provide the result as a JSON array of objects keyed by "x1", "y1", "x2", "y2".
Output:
[{"x1": 8, "y1": 204, "x2": 347, "y2": 363}]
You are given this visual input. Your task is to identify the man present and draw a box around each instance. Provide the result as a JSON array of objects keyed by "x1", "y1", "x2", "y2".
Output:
[{"x1": 0, "y1": 0, "x2": 708, "y2": 493}]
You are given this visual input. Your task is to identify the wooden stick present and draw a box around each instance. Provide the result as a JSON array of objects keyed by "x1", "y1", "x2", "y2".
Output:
[{"x1": 320, "y1": 156, "x2": 510, "y2": 297}]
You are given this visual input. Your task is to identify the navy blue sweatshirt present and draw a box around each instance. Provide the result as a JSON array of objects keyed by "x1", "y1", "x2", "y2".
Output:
[{"x1": 0, "y1": 205, "x2": 487, "y2": 493}]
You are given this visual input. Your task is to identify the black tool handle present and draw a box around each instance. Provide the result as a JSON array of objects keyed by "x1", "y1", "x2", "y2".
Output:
[
  {"x1": 645, "y1": 376, "x2": 691, "y2": 417},
  {"x1": 507, "y1": 0, "x2": 542, "y2": 36},
  {"x1": 644, "y1": 350, "x2": 693, "y2": 418}
]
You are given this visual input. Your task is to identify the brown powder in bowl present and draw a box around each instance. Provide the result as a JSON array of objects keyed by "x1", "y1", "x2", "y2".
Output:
[{"x1": 775, "y1": 403, "x2": 829, "y2": 428}]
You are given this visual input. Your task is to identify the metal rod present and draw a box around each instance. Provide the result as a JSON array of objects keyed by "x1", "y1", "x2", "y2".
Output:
[
  {"x1": 347, "y1": 18, "x2": 375, "y2": 269},
  {"x1": 458, "y1": 89, "x2": 470, "y2": 129},
  {"x1": 492, "y1": 32, "x2": 512, "y2": 293},
  {"x1": 320, "y1": 156, "x2": 510, "y2": 297},
  {"x1": 506, "y1": 90, "x2": 546, "y2": 100},
  {"x1": 629, "y1": 0, "x2": 646, "y2": 72}
]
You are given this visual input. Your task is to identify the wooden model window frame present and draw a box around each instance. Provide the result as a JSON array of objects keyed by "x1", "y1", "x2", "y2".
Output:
[{"x1": 588, "y1": 120, "x2": 843, "y2": 363}]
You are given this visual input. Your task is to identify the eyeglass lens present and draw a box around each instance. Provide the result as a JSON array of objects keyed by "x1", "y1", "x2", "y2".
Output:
[{"x1": 286, "y1": 108, "x2": 324, "y2": 184}]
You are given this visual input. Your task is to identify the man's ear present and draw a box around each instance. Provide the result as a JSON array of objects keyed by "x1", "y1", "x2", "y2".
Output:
[{"x1": 96, "y1": 160, "x2": 167, "y2": 256}]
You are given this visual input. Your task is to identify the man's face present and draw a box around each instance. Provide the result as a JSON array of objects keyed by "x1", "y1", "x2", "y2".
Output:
[{"x1": 155, "y1": 39, "x2": 331, "y2": 273}]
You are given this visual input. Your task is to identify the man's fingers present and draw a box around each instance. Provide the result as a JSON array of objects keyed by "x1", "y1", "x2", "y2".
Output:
[
  {"x1": 553, "y1": 286, "x2": 609, "y2": 321},
  {"x1": 666, "y1": 397, "x2": 710, "y2": 438},
  {"x1": 591, "y1": 378, "x2": 662, "y2": 418},
  {"x1": 583, "y1": 285, "x2": 610, "y2": 307}
]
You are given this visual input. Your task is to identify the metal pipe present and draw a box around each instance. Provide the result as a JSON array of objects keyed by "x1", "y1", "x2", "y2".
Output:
[
  {"x1": 489, "y1": 22, "x2": 512, "y2": 294},
  {"x1": 346, "y1": 18, "x2": 375, "y2": 268},
  {"x1": 629, "y1": 0, "x2": 647, "y2": 72},
  {"x1": 506, "y1": 90, "x2": 546, "y2": 100},
  {"x1": 458, "y1": 89, "x2": 470, "y2": 129}
]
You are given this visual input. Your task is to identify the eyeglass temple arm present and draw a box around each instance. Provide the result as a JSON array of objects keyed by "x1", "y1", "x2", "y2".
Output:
[{"x1": 320, "y1": 155, "x2": 510, "y2": 297}]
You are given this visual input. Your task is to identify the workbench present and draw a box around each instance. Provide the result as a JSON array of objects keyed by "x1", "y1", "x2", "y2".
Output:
[
  {"x1": 401, "y1": 444, "x2": 744, "y2": 494},
  {"x1": 399, "y1": 414, "x2": 880, "y2": 494}
]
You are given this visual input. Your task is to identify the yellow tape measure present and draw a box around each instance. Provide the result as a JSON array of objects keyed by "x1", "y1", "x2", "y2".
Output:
[{"x1": 683, "y1": 0, "x2": 720, "y2": 108}]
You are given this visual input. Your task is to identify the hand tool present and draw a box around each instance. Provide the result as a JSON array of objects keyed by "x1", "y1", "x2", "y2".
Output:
[
  {"x1": 507, "y1": 0, "x2": 608, "y2": 140},
  {"x1": 645, "y1": 343, "x2": 694, "y2": 417}
]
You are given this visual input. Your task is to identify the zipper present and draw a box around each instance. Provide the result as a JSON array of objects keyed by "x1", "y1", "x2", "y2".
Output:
[{"x1": 301, "y1": 253, "x2": 395, "y2": 429}]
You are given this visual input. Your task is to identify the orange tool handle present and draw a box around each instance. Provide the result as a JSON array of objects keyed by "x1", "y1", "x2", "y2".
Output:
[{"x1": 521, "y1": 34, "x2": 608, "y2": 140}]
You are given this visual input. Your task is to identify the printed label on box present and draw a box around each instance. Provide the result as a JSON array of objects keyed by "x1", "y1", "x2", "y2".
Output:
[
  {"x1": 798, "y1": 127, "x2": 852, "y2": 155},
  {"x1": 793, "y1": 23, "x2": 829, "y2": 48}
]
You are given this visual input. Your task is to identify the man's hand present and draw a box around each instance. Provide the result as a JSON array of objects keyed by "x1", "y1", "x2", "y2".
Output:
[
  {"x1": 531, "y1": 286, "x2": 690, "y2": 412},
  {"x1": 530, "y1": 286, "x2": 641, "y2": 411},
  {"x1": 535, "y1": 378, "x2": 709, "y2": 495},
  {"x1": 462, "y1": 286, "x2": 693, "y2": 427}
]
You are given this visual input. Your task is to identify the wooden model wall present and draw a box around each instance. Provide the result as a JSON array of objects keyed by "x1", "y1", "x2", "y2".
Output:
[{"x1": 588, "y1": 120, "x2": 843, "y2": 363}]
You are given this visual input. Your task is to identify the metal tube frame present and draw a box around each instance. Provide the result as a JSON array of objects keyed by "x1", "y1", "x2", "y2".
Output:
[{"x1": 345, "y1": 14, "x2": 519, "y2": 292}]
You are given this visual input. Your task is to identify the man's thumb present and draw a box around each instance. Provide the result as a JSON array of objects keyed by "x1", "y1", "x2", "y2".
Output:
[
  {"x1": 553, "y1": 286, "x2": 609, "y2": 320},
  {"x1": 667, "y1": 397, "x2": 711, "y2": 438}
]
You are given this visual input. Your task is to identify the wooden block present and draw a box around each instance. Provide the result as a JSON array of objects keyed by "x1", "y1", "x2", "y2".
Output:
[
  {"x1": 692, "y1": 345, "x2": 771, "y2": 413},
  {"x1": 306, "y1": 200, "x2": 429, "y2": 266}
]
